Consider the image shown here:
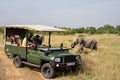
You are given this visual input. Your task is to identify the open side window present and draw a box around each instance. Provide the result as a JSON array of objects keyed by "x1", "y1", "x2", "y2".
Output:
[{"x1": 5, "y1": 28, "x2": 26, "y2": 46}]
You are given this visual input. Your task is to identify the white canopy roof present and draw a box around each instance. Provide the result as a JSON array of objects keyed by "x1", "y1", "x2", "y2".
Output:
[{"x1": 4, "y1": 25, "x2": 66, "y2": 32}]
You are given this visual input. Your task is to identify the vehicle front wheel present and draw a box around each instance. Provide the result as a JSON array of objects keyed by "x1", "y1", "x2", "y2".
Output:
[
  {"x1": 41, "y1": 63, "x2": 55, "y2": 79},
  {"x1": 13, "y1": 56, "x2": 24, "y2": 68}
]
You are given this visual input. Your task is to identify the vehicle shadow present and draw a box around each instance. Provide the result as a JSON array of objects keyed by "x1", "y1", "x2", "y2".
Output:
[
  {"x1": 55, "y1": 65, "x2": 84, "y2": 78},
  {"x1": 25, "y1": 65, "x2": 83, "y2": 79}
]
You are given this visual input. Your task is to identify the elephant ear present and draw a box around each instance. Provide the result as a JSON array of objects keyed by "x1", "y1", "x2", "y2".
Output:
[
  {"x1": 78, "y1": 37, "x2": 83, "y2": 44},
  {"x1": 75, "y1": 38, "x2": 80, "y2": 44}
]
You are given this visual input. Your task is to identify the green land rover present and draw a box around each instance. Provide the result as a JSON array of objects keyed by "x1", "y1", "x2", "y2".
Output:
[{"x1": 4, "y1": 25, "x2": 81, "y2": 79}]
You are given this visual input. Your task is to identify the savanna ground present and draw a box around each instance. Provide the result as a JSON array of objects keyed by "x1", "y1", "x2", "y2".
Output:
[{"x1": 0, "y1": 34, "x2": 120, "y2": 80}]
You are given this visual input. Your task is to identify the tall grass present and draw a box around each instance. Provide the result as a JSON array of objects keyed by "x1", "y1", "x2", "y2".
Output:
[{"x1": 43, "y1": 34, "x2": 120, "y2": 80}]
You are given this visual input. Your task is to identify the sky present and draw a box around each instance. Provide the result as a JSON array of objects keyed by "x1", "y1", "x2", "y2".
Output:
[{"x1": 0, "y1": 0, "x2": 120, "y2": 28}]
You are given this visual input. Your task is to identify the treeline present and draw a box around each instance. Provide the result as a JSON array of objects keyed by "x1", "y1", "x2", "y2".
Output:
[{"x1": 56, "y1": 24, "x2": 120, "y2": 35}]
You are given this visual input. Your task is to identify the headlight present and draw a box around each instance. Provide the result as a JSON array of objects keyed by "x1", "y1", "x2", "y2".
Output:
[
  {"x1": 50, "y1": 57, "x2": 55, "y2": 60},
  {"x1": 54, "y1": 58, "x2": 61, "y2": 62}
]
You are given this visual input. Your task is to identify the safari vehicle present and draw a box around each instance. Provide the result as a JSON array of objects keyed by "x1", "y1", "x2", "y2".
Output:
[{"x1": 4, "y1": 25, "x2": 81, "y2": 79}]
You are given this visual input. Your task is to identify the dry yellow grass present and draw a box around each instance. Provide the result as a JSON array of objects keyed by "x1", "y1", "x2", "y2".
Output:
[
  {"x1": 0, "y1": 34, "x2": 120, "y2": 80},
  {"x1": 0, "y1": 58, "x2": 6, "y2": 80}
]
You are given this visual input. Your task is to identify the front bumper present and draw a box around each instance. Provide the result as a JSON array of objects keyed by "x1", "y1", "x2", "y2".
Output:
[{"x1": 51, "y1": 61, "x2": 81, "y2": 68}]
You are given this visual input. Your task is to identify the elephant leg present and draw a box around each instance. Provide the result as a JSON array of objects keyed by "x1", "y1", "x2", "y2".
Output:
[
  {"x1": 90, "y1": 41, "x2": 95, "y2": 51},
  {"x1": 77, "y1": 44, "x2": 84, "y2": 52},
  {"x1": 94, "y1": 42, "x2": 97, "y2": 51}
]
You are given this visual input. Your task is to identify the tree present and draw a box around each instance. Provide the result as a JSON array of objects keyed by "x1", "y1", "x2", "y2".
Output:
[
  {"x1": 103, "y1": 24, "x2": 116, "y2": 34},
  {"x1": 116, "y1": 25, "x2": 120, "y2": 35},
  {"x1": 77, "y1": 27, "x2": 85, "y2": 33},
  {"x1": 84, "y1": 27, "x2": 96, "y2": 34},
  {"x1": 0, "y1": 27, "x2": 4, "y2": 34}
]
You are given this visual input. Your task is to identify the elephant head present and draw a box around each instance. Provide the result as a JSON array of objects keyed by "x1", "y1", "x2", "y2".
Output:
[{"x1": 71, "y1": 38, "x2": 79, "y2": 48}]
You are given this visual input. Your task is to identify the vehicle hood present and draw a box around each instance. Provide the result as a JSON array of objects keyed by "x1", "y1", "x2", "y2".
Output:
[
  {"x1": 39, "y1": 47, "x2": 70, "y2": 51},
  {"x1": 39, "y1": 47, "x2": 76, "y2": 57}
]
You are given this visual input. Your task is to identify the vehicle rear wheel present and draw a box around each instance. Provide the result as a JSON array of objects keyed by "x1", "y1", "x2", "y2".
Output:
[
  {"x1": 41, "y1": 63, "x2": 55, "y2": 79},
  {"x1": 13, "y1": 56, "x2": 24, "y2": 68}
]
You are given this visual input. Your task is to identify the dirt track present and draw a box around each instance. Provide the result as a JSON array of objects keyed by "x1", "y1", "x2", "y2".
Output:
[
  {"x1": 0, "y1": 45, "x2": 52, "y2": 80},
  {"x1": 0, "y1": 50, "x2": 23, "y2": 80}
]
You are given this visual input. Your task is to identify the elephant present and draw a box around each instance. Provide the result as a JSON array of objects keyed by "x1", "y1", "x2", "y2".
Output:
[{"x1": 71, "y1": 37, "x2": 97, "y2": 52}]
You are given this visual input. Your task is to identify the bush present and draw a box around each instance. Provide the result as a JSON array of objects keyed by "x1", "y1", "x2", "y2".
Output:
[{"x1": 0, "y1": 27, "x2": 4, "y2": 34}]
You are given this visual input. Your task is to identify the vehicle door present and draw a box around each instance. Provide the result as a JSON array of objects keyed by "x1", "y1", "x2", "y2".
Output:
[
  {"x1": 5, "y1": 38, "x2": 18, "y2": 56},
  {"x1": 27, "y1": 49, "x2": 44, "y2": 65}
]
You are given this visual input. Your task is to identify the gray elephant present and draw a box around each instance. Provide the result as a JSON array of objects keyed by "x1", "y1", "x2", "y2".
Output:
[{"x1": 71, "y1": 37, "x2": 97, "y2": 52}]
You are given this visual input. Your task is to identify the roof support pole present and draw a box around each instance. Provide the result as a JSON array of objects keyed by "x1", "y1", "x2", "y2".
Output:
[
  {"x1": 4, "y1": 27, "x2": 6, "y2": 46},
  {"x1": 48, "y1": 32, "x2": 52, "y2": 48},
  {"x1": 26, "y1": 29, "x2": 28, "y2": 60}
]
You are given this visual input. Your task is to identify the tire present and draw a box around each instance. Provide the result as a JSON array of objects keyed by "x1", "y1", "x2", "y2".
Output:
[
  {"x1": 41, "y1": 63, "x2": 55, "y2": 79},
  {"x1": 13, "y1": 56, "x2": 24, "y2": 68}
]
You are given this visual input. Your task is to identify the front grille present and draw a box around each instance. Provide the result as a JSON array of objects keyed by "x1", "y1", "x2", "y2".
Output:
[{"x1": 63, "y1": 55, "x2": 76, "y2": 63}]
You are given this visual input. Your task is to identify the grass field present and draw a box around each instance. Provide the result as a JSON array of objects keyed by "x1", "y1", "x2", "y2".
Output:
[{"x1": 0, "y1": 34, "x2": 120, "y2": 80}]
